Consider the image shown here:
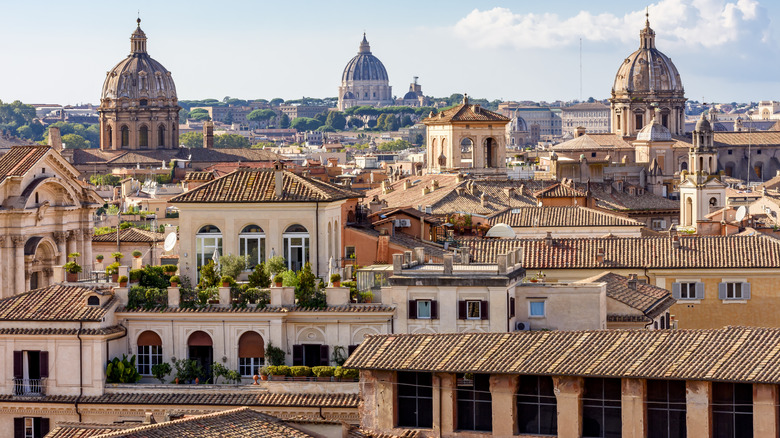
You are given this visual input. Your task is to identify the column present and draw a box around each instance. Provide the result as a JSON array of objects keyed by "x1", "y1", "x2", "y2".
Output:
[
  {"x1": 436, "y1": 373, "x2": 456, "y2": 435},
  {"x1": 686, "y1": 380, "x2": 712, "y2": 437},
  {"x1": 490, "y1": 374, "x2": 519, "y2": 436},
  {"x1": 621, "y1": 378, "x2": 646, "y2": 438},
  {"x1": 0, "y1": 237, "x2": 7, "y2": 297},
  {"x1": 754, "y1": 383, "x2": 779, "y2": 437},
  {"x1": 66, "y1": 230, "x2": 77, "y2": 261},
  {"x1": 52, "y1": 231, "x2": 67, "y2": 265},
  {"x1": 12, "y1": 235, "x2": 26, "y2": 295},
  {"x1": 553, "y1": 376, "x2": 584, "y2": 438},
  {"x1": 82, "y1": 228, "x2": 93, "y2": 273}
]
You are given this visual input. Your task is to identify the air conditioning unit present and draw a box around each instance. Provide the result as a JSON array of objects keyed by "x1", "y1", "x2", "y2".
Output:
[
  {"x1": 394, "y1": 219, "x2": 411, "y2": 228},
  {"x1": 514, "y1": 321, "x2": 531, "y2": 331}
]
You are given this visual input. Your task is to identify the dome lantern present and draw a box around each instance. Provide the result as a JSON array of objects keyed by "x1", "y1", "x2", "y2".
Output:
[{"x1": 131, "y1": 18, "x2": 147, "y2": 54}]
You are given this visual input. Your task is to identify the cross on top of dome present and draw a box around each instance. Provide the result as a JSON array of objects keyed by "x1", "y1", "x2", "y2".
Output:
[{"x1": 358, "y1": 32, "x2": 371, "y2": 54}]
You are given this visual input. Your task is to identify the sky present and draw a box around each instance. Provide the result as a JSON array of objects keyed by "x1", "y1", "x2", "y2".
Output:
[{"x1": 0, "y1": 0, "x2": 777, "y2": 105}]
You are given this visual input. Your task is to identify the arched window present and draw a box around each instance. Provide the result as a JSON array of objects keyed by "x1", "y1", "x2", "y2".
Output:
[
  {"x1": 107, "y1": 126, "x2": 113, "y2": 147},
  {"x1": 239, "y1": 225, "x2": 265, "y2": 269},
  {"x1": 709, "y1": 197, "x2": 718, "y2": 207},
  {"x1": 139, "y1": 126, "x2": 149, "y2": 148},
  {"x1": 158, "y1": 125, "x2": 165, "y2": 147},
  {"x1": 121, "y1": 126, "x2": 129, "y2": 147},
  {"x1": 87, "y1": 296, "x2": 99, "y2": 306},
  {"x1": 238, "y1": 331, "x2": 265, "y2": 376},
  {"x1": 196, "y1": 225, "x2": 222, "y2": 271},
  {"x1": 283, "y1": 224, "x2": 309, "y2": 271},
  {"x1": 137, "y1": 331, "x2": 162, "y2": 375},
  {"x1": 680, "y1": 161, "x2": 688, "y2": 171},
  {"x1": 461, "y1": 138, "x2": 474, "y2": 168}
]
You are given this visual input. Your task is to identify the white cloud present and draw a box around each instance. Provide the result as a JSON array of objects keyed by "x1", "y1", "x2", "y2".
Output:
[{"x1": 452, "y1": 0, "x2": 770, "y2": 50}]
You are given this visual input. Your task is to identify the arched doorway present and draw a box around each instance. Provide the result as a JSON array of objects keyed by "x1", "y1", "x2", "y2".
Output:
[
  {"x1": 283, "y1": 224, "x2": 309, "y2": 271},
  {"x1": 26, "y1": 237, "x2": 56, "y2": 290},
  {"x1": 484, "y1": 137, "x2": 497, "y2": 168},
  {"x1": 188, "y1": 331, "x2": 213, "y2": 383},
  {"x1": 461, "y1": 138, "x2": 474, "y2": 168},
  {"x1": 238, "y1": 331, "x2": 264, "y2": 377}
]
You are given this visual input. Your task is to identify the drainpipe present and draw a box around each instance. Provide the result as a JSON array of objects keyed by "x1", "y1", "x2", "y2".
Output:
[
  {"x1": 75, "y1": 321, "x2": 83, "y2": 421},
  {"x1": 315, "y1": 201, "x2": 320, "y2": 277}
]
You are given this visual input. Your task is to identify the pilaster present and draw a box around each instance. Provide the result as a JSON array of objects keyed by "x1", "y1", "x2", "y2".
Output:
[
  {"x1": 553, "y1": 375, "x2": 584, "y2": 438},
  {"x1": 686, "y1": 380, "x2": 712, "y2": 437},
  {"x1": 490, "y1": 374, "x2": 519, "y2": 436}
]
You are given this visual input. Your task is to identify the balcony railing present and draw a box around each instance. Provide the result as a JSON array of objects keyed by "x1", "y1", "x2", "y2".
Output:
[{"x1": 13, "y1": 378, "x2": 46, "y2": 396}]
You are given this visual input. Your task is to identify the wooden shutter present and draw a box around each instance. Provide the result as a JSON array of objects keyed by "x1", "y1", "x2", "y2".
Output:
[
  {"x1": 40, "y1": 418, "x2": 50, "y2": 437},
  {"x1": 695, "y1": 282, "x2": 705, "y2": 300},
  {"x1": 671, "y1": 282, "x2": 681, "y2": 299},
  {"x1": 13, "y1": 351, "x2": 23, "y2": 379},
  {"x1": 348, "y1": 345, "x2": 358, "y2": 356},
  {"x1": 458, "y1": 301, "x2": 467, "y2": 320},
  {"x1": 509, "y1": 298, "x2": 516, "y2": 317},
  {"x1": 718, "y1": 283, "x2": 727, "y2": 300},
  {"x1": 408, "y1": 300, "x2": 417, "y2": 319},
  {"x1": 13, "y1": 418, "x2": 23, "y2": 438},
  {"x1": 742, "y1": 282, "x2": 751, "y2": 300},
  {"x1": 292, "y1": 345, "x2": 303, "y2": 366},
  {"x1": 39, "y1": 351, "x2": 49, "y2": 378},
  {"x1": 480, "y1": 300, "x2": 489, "y2": 320},
  {"x1": 430, "y1": 301, "x2": 439, "y2": 319},
  {"x1": 319, "y1": 345, "x2": 330, "y2": 366}
]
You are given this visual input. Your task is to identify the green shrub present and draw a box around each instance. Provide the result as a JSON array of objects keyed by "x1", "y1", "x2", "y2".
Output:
[
  {"x1": 68, "y1": 252, "x2": 81, "y2": 261},
  {"x1": 330, "y1": 273, "x2": 341, "y2": 283},
  {"x1": 105, "y1": 354, "x2": 141, "y2": 383},
  {"x1": 171, "y1": 357, "x2": 204, "y2": 383},
  {"x1": 169, "y1": 275, "x2": 180, "y2": 284},
  {"x1": 265, "y1": 255, "x2": 287, "y2": 276},
  {"x1": 198, "y1": 260, "x2": 219, "y2": 288},
  {"x1": 132, "y1": 250, "x2": 142, "y2": 258},
  {"x1": 212, "y1": 362, "x2": 242, "y2": 384},
  {"x1": 258, "y1": 366, "x2": 269, "y2": 376},
  {"x1": 273, "y1": 274, "x2": 284, "y2": 285},
  {"x1": 151, "y1": 362, "x2": 172, "y2": 384},
  {"x1": 290, "y1": 366, "x2": 312, "y2": 377},
  {"x1": 63, "y1": 261, "x2": 82, "y2": 274},
  {"x1": 312, "y1": 366, "x2": 335, "y2": 377},
  {"x1": 220, "y1": 275, "x2": 235, "y2": 286},
  {"x1": 334, "y1": 366, "x2": 359, "y2": 380},
  {"x1": 267, "y1": 365, "x2": 290, "y2": 376},
  {"x1": 111, "y1": 252, "x2": 124, "y2": 261},
  {"x1": 265, "y1": 342, "x2": 286, "y2": 366},
  {"x1": 105, "y1": 262, "x2": 120, "y2": 275},
  {"x1": 117, "y1": 275, "x2": 128, "y2": 284},
  {"x1": 162, "y1": 264, "x2": 177, "y2": 273},
  {"x1": 197, "y1": 287, "x2": 219, "y2": 306},
  {"x1": 248, "y1": 263, "x2": 271, "y2": 288},
  {"x1": 96, "y1": 254, "x2": 105, "y2": 261},
  {"x1": 129, "y1": 269, "x2": 143, "y2": 282},
  {"x1": 218, "y1": 254, "x2": 247, "y2": 279}
]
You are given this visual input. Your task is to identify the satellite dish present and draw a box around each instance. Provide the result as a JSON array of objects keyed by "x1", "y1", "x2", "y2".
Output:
[
  {"x1": 736, "y1": 206, "x2": 747, "y2": 222},
  {"x1": 163, "y1": 232, "x2": 177, "y2": 252}
]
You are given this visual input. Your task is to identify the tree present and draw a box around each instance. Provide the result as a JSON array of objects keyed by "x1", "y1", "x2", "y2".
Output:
[
  {"x1": 269, "y1": 98, "x2": 284, "y2": 107},
  {"x1": 214, "y1": 134, "x2": 250, "y2": 148},
  {"x1": 218, "y1": 254, "x2": 247, "y2": 279},
  {"x1": 89, "y1": 173, "x2": 121, "y2": 186},
  {"x1": 376, "y1": 114, "x2": 387, "y2": 130},
  {"x1": 294, "y1": 262, "x2": 325, "y2": 308},
  {"x1": 246, "y1": 109, "x2": 276, "y2": 125},
  {"x1": 325, "y1": 111, "x2": 347, "y2": 130},
  {"x1": 377, "y1": 139, "x2": 412, "y2": 151},
  {"x1": 248, "y1": 262, "x2": 271, "y2": 288},
  {"x1": 313, "y1": 111, "x2": 328, "y2": 125},
  {"x1": 188, "y1": 108, "x2": 210, "y2": 121},
  {"x1": 400, "y1": 115, "x2": 413, "y2": 128},
  {"x1": 347, "y1": 118, "x2": 364, "y2": 129},
  {"x1": 61, "y1": 133, "x2": 90, "y2": 149},
  {"x1": 279, "y1": 113, "x2": 290, "y2": 129},
  {"x1": 290, "y1": 117, "x2": 323, "y2": 132},
  {"x1": 179, "y1": 132, "x2": 203, "y2": 148},
  {"x1": 382, "y1": 114, "x2": 399, "y2": 131}
]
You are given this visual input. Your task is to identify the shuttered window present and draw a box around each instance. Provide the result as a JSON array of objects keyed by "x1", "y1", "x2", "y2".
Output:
[
  {"x1": 137, "y1": 331, "x2": 162, "y2": 375},
  {"x1": 238, "y1": 331, "x2": 265, "y2": 376}
]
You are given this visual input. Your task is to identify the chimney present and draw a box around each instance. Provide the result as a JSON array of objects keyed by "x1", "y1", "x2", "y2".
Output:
[
  {"x1": 443, "y1": 254, "x2": 453, "y2": 274},
  {"x1": 422, "y1": 186, "x2": 430, "y2": 196},
  {"x1": 627, "y1": 273, "x2": 638, "y2": 290},
  {"x1": 673, "y1": 235, "x2": 681, "y2": 249},
  {"x1": 404, "y1": 180, "x2": 411, "y2": 190},
  {"x1": 545, "y1": 231, "x2": 553, "y2": 246},
  {"x1": 432, "y1": 179, "x2": 439, "y2": 190},
  {"x1": 596, "y1": 248, "x2": 605, "y2": 264},
  {"x1": 274, "y1": 160, "x2": 284, "y2": 197},
  {"x1": 504, "y1": 187, "x2": 513, "y2": 198},
  {"x1": 480, "y1": 192, "x2": 486, "y2": 207},
  {"x1": 203, "y1": 120, "x2": 214, "y2": 149},
  {"x1": 575, "y1": 126, "x2": 586, "y2": 137},
  {"x1": 461, "y1": 247, "x2": 471, "y2": 264},
  {"x1": 48, "y1": 127, "x2": 62, "y2": 151},
  {"x1": 455, "y1": 187, "x2": 464, "y2": 196},
  {"x1": 455, "y1": 173, "x2": 465, "y2": 183}
]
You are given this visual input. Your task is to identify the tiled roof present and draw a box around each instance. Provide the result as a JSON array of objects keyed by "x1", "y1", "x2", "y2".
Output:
[
  {"x1": 344, "y1": 327, "x2": 780, "y2": 384},
  {"x1": 577, "y1": 272, "x2": 675, "y2": 318},
  {"x1": 2, "y1": 392, "x2": 359, "y2": 408},
  {"x1": 533, "y1": 182, "x2": 587, "y2": 198},
  {"x1": 561, "y1": 102, "x2": 609, "y2": 111},
  {"x1": 586, "y1": 182, "x2": 679, "y2": 211},
  {"x1": 0, "y1": 284, "x2": 114, "y2": 321},
  {"x1": 46, "y1": 423, "x2": 134, "y2": 438},
  {"x1": 459, "y1": 234, "x2": 780, "y2": 269},
  {"x1": 551, "y1": 133, "x2": 633, "y2": 151},
  {"x1": 85, "y1": 408, "x2": 315, "y2": 438},
  {"x1": 0, "y1": 145, "x2": 49, "y2": 183},
  {"x1": 93, "y1": 227, "x2": 166, "y2": 243},
  {"x1": 170, "y1": 169, "x2": 362, "y2": 203},
  {"x1": 346, "y1": 225, "x2": 451, "y2": 261},
  {"x1": 71, "y1": 148, "x2": 280, "y2": 166},
  {"x1": 0, "y1": 326, "x2": 125, "y2": 336},
  {"x1": 117, "y1": 304, "x2": 395, "y2": 314},
  {"x1": 488, "y1": 206, "x2": 643, "y2": 228},
  {"x1": 422, "y1": 102, "x2": 509, "y2": 124},
  {"x1": 183, "y1": 171, "x2": 215, "y2": 181}
]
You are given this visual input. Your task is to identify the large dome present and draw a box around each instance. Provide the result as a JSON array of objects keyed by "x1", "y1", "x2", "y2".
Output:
[
  {"x1": 612, "y1": 18, "x2": 683, "y2": 95},
  {"x1": 341, "y1": 34, "x2": 389, "y2": 82},
  {"x1": 101, "y1": 19, "x2": 177, "y2": 101}
]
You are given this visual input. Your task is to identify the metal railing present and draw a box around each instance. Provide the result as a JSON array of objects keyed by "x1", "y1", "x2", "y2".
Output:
[
  {"x1": 77, "y1": 271, "x2": 111, "y2": 283},
  {"x1": 13, "y1": 378, "x2": 46, "y2": 396}
]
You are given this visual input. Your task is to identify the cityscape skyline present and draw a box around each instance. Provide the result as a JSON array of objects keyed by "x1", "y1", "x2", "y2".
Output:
[{"x1": 0, "y1": 0, "x2": 777, "y2": 105}]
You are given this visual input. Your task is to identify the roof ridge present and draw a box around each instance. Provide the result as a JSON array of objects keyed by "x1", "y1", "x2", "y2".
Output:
[{"x1": 91, "y1": 407, "x2": 259, "y2": 437}]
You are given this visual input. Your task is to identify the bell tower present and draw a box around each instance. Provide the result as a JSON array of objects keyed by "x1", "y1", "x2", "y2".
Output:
[{"x1": 679, "y1": 112, "x2": 726, "y2": 231}]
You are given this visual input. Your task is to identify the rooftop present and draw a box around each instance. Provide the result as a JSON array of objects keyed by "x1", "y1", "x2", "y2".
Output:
[
  {"x1": 0, "y1": 284, "x2": 114, "y2": 322},
  {"x1": 577, "y1": 272, "x2": 675, "y2": 318},
  {"x1": 488, "y1": 206, "x2": 644, "y2": 228}
]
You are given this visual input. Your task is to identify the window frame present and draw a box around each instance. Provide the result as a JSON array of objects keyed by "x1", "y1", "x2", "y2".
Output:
[
  {"x1": 238, "y1": 357, "x2": 264, "y2": 377},
  {"x1": 195, "y1": 225, "x2": 222, "y2": 272},
  {"x1": 417, "y1": 300, "x2": 432, "y2": 319},
  {"x1": 529, "y1": 300, "x2": 546, "y2": 318},
  {"x1": 239, "y1": 225, "x2": 265, "y2": 269},
  {"x1": 646, "y1": 379, "x2": 687, "y2": 438},
  {"x1": 466, "y1": 300, "x2": 481, "y2": 320},
  {"x1": 516, "y1": 375, "x2": 557, "y2": 435},
  {"x1": 137, "y1": 344, "x2": 162, "y2": 376},
  {"x1": 712, "y1": 382, "x2": 753, "y2": 438},
  {"x1": 283, "y1": 225, "x2": 310, "y2": 271},
  {"x1": 455, "y1": 373, "x2": 492, "y2": 432},
  {"x1": 396, "y1": 371, "x2": 433, "y2": 429},
  {"x1": 582, "y1": 377, "x2": 622, "y2": 438}
]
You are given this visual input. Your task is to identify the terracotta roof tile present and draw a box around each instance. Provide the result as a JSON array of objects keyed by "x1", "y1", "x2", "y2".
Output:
[
  {"x1": 183, "y1": 171, "x2": 215, "y2": 181},
  {"x1": 533, "y1": 182, "x2": 588, "y2": 198},
  {"x1": 422, "y1": 102, "x2": 509, "y2": 124},
  {"x1": 0, "y1": 326, "x2": 125, "y2": 336},
  {"x1": 459, "y1": 234, "x2": 780, "y2": 269},
  {"x1": 345, "y1": 327, "x2": 780, "y2": 384},
  {"x1": 170, "y1": 169, "x2": 361, "y2": 203},
  {"x1": 577, "y1": 272, "x2": 675, "y2": 318},
  {"x1": 551, "y1": 133, "x2": 633, "y2": 151},
  {"x1": 489, "y1": 206, "x2": 643, "y2": 228},
  {"x1": 46, "y1": 424, "x2": 134, "y2": 438},
  {"x1": 117, "y1": 304, "x2": 395, "y2": 314},
  {"x1": 0, "y1": 145, "x2": 49, "y2": 183},
  {"x1": 93, "y1": 227, "x2": 166, "y2": 243},
  {"x1": 71, "y1": 148, "x2": 280, "y2": 166},
  {"x1": 0, "y1": 284, "x2": 114, "y2": 321}
]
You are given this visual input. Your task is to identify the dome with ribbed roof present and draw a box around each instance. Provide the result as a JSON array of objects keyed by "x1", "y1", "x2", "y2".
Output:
[
  {"x1": 636, "y1": 110, "x2": 672, "y2": 141},
  {"x1": 341, "y1": 34, "x2": 389, "y2": 82},
  {"x1": 100, "y1": 19, "x2": 177, "y2": 101},
  {"x1": 612, "y1": 17, "x2": 683, "y2": 95}
]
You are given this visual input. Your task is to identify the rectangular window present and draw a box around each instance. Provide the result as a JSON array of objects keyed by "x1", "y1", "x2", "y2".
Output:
[
  {"x1": 517, "y1": 375, "x2": 557, "y2": 435},
  {"x1": 417, "y1": 300, "x2": 432, "y2": 319},
  {"x1": 673, "y1": 281, "x2": 703, "y2": 300},
  {"x1": 719, "y1": 282, "x2": 750, "y2": 300},
  {"x1": 712, "y1": 382, "x2": 753, "y2": 438},
  {"x1": 239, "y1": 357, "x2": 264, "y2": 377},
  {"x1": 529, "y1": 301, "x2": 545, "y2": 317},
  {"x1": 345, "y1": 246, "x2": 356, "y2": 260},
  {"x1": 647, "y1": 380, "x2": 686, "y2": 438},
  {"x1": 680, "y1": 282, "x2": 696, "y2": 299},
  {"x1": 635, "y1": 114, "x2": 643, "y2": 130},
  {"x1": 137, "y1": 345, "x2": 162, "y2": 375},
  {"x1": 397, "y1": 372, "x2": 433, "y2": 428},
  {"x1": 14, "y1": 417, "x2": 49, "y2": 438},
  {"x1": 583, "y1": 378, "x2": 622, "y2": 438},
  {"x1": 466, "y1": 301, "x2": 481, "y2": 319},
  {"x1": 456, "y1": 373, "x2": 492, "y2": 432}
]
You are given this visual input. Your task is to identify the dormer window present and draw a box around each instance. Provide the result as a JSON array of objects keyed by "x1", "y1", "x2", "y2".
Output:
[{"x1": 87, "y1": 296, "x2": 100, "y2": 306}]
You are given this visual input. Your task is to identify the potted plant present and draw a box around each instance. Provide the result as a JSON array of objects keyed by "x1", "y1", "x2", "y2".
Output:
[
  {"x1": 334, "y1": 366, "x2": 359, "y2": 382},
  {"x1": 258, "y1": 366, "x2": 269, "y2": 381},
  {"x1": 162, "y1": 264, "x2": 177, "y2": 275},
  {"x1": 128, "y1": 269, "x2": 143, "y2": 284},
  {"x1": 267, "y1": 365, "x2": 290, "y2": 381},
  {"x1": 330, "y1": 273, "x2": 341, "y2": 287},
  {"x1": 220, "y1": 275, "x2": 234, "y2": 288},
  {"x1": 312, "y1": 366, "x2": 335, "y2": 382},
  {"x1": 169, "y1": 275, "x2": 180, "y2": 288},
  {"x1": 117, "y1": 275, "x2": 128, "y2": 287},
  {"x1": 96, "y1": 254, "x2": 104, "y2": 263},
  {"x1": 290, "y1": 366, "x2": 312, "y2": 381},
  {"x1": 63, "y1": 260, "x2": 82, "y2": 282},
  {"x1": 111, "y1": 252, "x2": 124, "y2": 263},
  {"x1": 132, "y1": 250, "x2": 142, "y2": 259},
  {"x1": 106, "y1": 262, "x2": 120, "y2": 282},
  {"x1": 274, "y1": 274, "x2": 283, "y2": 287},
  {"x1": 151, "y1": 362, "x2": 172, "y2": 384}
]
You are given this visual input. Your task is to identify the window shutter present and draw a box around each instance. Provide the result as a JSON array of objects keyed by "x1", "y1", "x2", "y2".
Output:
[
  {"x1": 458, "y1": 301, "x2": 467, "y2": 320},
  {"x1": 671, "y1": 282, "x2": 681, "y2": 299},
  {"x1": 39, "y1": 418, "x2": 50, "y2": 437},
  {"x1": 742, "y1": 282, "x2": 751, "y2": 300},
  {"x1": 348, "y1": 345, "x2": 358, "y2": 356},
  {"x1": 480, "y1": 300, "x2": 489, "y2": 320},
  {"x1": 39, "y1": 351, "x2": 49, "y2": 378},
  {"x1": 292, "y1": 345, "x2": 303, "y2": 366},
  {"x1": 695, "y1": 282, "x2": 705, "y2": 300},
  {"x1": 510, "y1": 297, "x2": 516, "y2": 317},
  {"x1": 13, "y1": 351, "x2": 22, "y2": 379},
  {"x1": 718, "y1": 283, "x2": 726, "y2": 300},
  {"x1": 13, "y1": 418, "x2": 23, "y2": 438},
  {"x1": 408, "y1": 300, "x2": 417, "y2": 319},
  {"x1": 430, "y1": 301, "x2": 439, "y2": 319},
  {"x1": 319, "y1": 345, "x2": 330, "y2": 366}
]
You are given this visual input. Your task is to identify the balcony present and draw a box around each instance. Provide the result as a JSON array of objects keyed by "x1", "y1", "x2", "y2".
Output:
[{"x1": 13, "y1": 378, "x2": 46, "y2": 396}]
